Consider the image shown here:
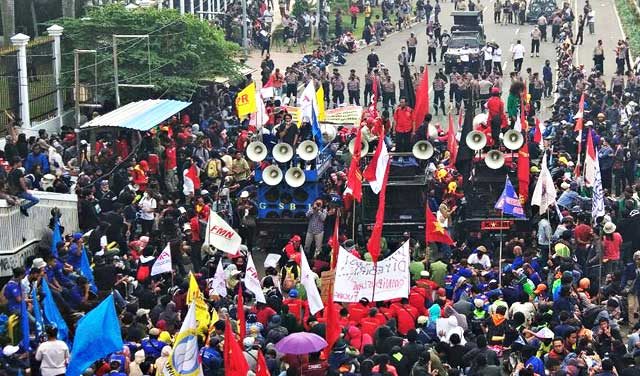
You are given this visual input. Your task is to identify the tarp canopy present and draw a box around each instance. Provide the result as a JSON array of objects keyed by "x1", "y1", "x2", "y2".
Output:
[{"x1": 80, "y1": 99, "x2": 191, "y2": 131}]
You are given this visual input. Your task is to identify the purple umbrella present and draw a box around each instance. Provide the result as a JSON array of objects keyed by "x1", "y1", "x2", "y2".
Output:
[{"x1": 274, "y1": 332, "x2": 328, "y2": 354}]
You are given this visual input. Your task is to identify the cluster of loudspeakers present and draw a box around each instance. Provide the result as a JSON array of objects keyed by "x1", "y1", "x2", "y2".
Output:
[
  {"x1": 256, "y1": 182, "x2": 323, "y2": 219},
  {"x1": 465, "y1": 113, "x2": 525, "y2": 169}
]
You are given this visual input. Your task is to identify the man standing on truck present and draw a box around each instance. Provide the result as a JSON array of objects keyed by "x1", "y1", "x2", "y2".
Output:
[{"x1": 393, "y1": 97, "x2": 414, "y2": 152}]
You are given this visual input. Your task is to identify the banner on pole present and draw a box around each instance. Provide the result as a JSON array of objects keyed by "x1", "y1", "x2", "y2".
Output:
[
  {"x1": 333, "y1": 242, "x2": 410, "y2": 302},
  {"x1": 283, "y1": 105, "x2": 363, "y2": 127}
]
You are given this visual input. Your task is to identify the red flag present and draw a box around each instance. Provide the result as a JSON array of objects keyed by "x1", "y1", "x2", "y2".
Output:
[
  {"x1": 346, "y1": 127, "x2": 364, "y2": 202},
  {"x1": 447, "y1": 113, "x2": 458, "y2": 166},
  {"x1": 412, "y1": 67, "x2": 430, "y2": 125},
  {"x1": 366, "y1": 162, "x2": 390, "y2": 263},
  {"x1": 517, "y1": 141, "x2": 530, "y2": 202},
  {"x1": 224, "y1": 320, "x2": 250, "y2": 376},
  {"x1": 323, "y1": 288, "x2": 340, "y2": 359},
  {"x1": 533, "y1": 117, "x2": 543, "y2": 143},
  {"x1": 256, "y1": 350, "x2": 271, "y2": 376},
  {"x1": 328, "y1": 210, "x2": 341, "y2": 269},
  {"x1": 372, "y1": 75, "x2": 379, "y2": 105},
  {"x1": 425, "y1": 205, "x2": 454, "y2": 245},
  {"x1": 574, "y1": 93, "x2": 585, "y2": 132},
  {"x1": 263, "y1": 74, "x2": 275, "y2": 88},
  {"x1": 237, "y1": 284, "x2": 246, "y2": 346}
]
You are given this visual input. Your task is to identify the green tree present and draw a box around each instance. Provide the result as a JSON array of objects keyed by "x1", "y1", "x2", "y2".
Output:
[{"x1": 52, "y1": 4, "x2": 241, "y2": 103}]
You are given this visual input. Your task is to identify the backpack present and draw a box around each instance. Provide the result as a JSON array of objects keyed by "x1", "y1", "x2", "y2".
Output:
[{"x1": 206, "y1": 159, "x2": 220, "y2": 178}]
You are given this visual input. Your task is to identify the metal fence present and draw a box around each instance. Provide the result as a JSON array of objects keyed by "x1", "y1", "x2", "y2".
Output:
[
  {"x1": 0, "y1": 52, "x2": 19, "y2": 132},
  {"x1": 26, "y1": 38, "x2": 59, "y2": 123}
]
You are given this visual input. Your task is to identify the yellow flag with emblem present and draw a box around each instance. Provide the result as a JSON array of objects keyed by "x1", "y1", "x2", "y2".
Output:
[
  {"x1": 316, "y1": 86, "x2": 325, "y2": 121},
  {"x1": 235, "y1": 82, "x2": 257, "y2": 119},
  {"x1": 187, "y1": 273, "x2": 211, "y2": 330}
]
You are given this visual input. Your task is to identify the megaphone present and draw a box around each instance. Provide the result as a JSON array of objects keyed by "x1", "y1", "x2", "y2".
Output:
[
  {"x1": 296, "y1": 140, "x2": 319, "y2": 161},
  {"x1": 285, "y1": 167, "x2": 306, "y2": 187},
  {"x1": 412, "y1": 141, "x2": 434, "y2": 160},
  {"x1": 262, "y1": 165, "x2": 283, "y2": 186},
  {"x1": 246, "y1": 141, "x2": 268, "y2": 162},
  {"x1": 466, "y1": 130, "x2": 487, "y2": 151},
  {"x1": 273, "y1": 143, "x2": 294, "y2": 163},
  {"x1": 485, "y1": 150, "x2": 505, "y2": 169},
  {"x1": 321, "y1": 124, "x2": 337, "y2": 144},
  {"x1": 348, "y1": 138, "x2": 370, "y2": 157},
  {"x1": 503, "y1": 129, "x2": 524, "y2": 151},
  {"x1": 473, "y1": 113, "x2": 488, "y2": 128}
]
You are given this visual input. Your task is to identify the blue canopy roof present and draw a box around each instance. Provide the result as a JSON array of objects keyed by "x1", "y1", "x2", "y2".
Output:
[{"x1": 80, "y1": 99, "x2": 191, "y2": 131}]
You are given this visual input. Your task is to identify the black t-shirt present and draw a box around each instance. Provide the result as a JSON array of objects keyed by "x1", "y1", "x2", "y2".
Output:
[
  {"x1": 278, "y1": 123, "x2": 299, "y2": 146},
  {"x1": 367, "y1": 53, "x2": 379, "y2": 69},
  {"x1": 7, "y1": 168, "x2": 24, "y2": 194},
  {"x1": 94, "y1": 264, "x2": 117, "y2": 291},
  {"x1": 102, "y1": 211, "x2": 126, "y2": 240}
]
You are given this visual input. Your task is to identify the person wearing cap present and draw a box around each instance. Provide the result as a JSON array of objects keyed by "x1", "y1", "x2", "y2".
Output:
[
  {"x1": 467, "y1": 246, "x2": 492, "y2": 270},
  {"x1": 602, "y1": 221, "x2": 622, "y2": 275}
]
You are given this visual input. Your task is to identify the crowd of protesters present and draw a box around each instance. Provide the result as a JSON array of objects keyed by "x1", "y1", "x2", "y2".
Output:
[{"x1": 3, "y1": 0, "x2": 640, "y2": 375}]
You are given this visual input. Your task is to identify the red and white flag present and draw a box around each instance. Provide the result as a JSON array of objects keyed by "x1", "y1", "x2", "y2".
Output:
[
  {"x1": 533, "y1": 117, "x2": 545, "y2": 143},
  {"x1": 183, "y1": 164, "x2": 201, "y2": 196},
  {"x1": 363, "y1": 136, "x2": 389, "y2": 194},
  {"x1": 244, "y1": 252, "x2": 266, "y2": 303},
  {"x1": 150, "y1": 243, "x2": 172, "y2": 276},
  {"x1": 584, "y1": 130, "x2": 597, "y2": 187}
]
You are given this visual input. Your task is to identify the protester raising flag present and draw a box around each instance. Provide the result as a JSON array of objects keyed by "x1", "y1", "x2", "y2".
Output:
[
  {"x1": 245, "y1": 252, "x2": 267, "y2": 303},
  {"x1": 224, "y1": 320, "x2": 249, "y2": 376},
  {"x1": 150, "y1": 243, "x2": 172, "y2": 276},
  {"x1": 425, "y1": 205, "x2": 454, "y2": 245},
  {"x1": 300, "y1": 249, "x2": 324, "y2": 315},
  {"x1": 163, "y1": 301, "x2": 203, "y2": 376},
  {"x1": 235, "y1": 82, "x2": 257, "y2": 118},
  {"x1": 66, "y1": 295, "x2": 123, "y2": 376},
  {"x1": 495, "y1": 176, "x2": 526, "y2": 218},
  {"x1": 531, "y1": 151, "x2": 557, "y2": 215},
  {"x1": 585, "y1": 130, "x2": 605, "y2": 219}
]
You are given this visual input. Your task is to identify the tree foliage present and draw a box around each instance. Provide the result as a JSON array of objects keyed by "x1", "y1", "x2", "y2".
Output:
[{"x1": 52, "y1": 4, "x2": 241, "y2": 103}]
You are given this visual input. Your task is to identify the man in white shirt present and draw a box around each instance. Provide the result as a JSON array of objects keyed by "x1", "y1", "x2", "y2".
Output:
[
  {"x1": 511, "y1": 40, "x2": 526, "y2": 72},
  {"x1": 36, "y1": 327, "x2": 70, "y2": 376},
  {"x1": 492, "y1": 45, "x2": 502, "y2": 75},
  {"x1": 467, "y1": 246, "x2": 491, "y2": 270}
]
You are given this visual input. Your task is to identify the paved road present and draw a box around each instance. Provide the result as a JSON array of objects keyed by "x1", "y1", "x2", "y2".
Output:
[{"x1": 334, "y1": 0, "x2": 625, "y2": 125}]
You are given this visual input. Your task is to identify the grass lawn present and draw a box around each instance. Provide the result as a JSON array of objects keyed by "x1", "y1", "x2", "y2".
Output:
[{"x1": 614, "y1": 0, "x2": 640, "y2": 56}]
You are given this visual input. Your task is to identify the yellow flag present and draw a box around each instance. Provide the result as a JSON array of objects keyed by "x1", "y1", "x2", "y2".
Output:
[
  {"x1": 210, "y1": 308, "x2": 219, "y2": 324},
  {"x1": 187, "y1": 273, "x2": 211, "y2": 328},
  {"x1": 316, "y1": 86, "x2": 325, "y2": 121},
  {"x1": 235, "y1": 82, "x2": 257, "y2": 119}
]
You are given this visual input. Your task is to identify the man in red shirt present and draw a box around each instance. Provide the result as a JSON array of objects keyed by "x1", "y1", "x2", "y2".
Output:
[
  {"x1": 392, "y1": 297, "x2": 419, "y2": 335},
  {"x1": 486, "y1": 87, "x2": 508, "y2": 146},
  {"x1": 347, "y1": 298, "x2": 370, "y2": 323},
  {"x1": 163, "y1": 142, "x2": 178, "y2": 195},
  {"x1": 393, "y1": 97, "x2": 414, "y2": 152}
]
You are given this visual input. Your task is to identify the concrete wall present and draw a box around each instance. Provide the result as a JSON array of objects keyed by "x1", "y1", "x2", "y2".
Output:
[{"x1": 0, "y1": 191, "x2": 79, "y2": 277}]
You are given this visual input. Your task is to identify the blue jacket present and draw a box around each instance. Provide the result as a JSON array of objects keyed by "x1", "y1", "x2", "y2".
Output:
[{"x1": 24, "y1": 152, "x2": 50, "y2": 174}]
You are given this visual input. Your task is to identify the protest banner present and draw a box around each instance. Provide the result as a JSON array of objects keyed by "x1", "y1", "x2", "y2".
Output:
[
  {"x1": 333, "y1": 242, "x2": 410, "y2": 302},
  {"x1": 324, "y1": 106, "x2": 363, "y2": 126}
]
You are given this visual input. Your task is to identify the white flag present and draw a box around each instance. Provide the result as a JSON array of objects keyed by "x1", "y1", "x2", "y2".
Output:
[
  {"x1": 300, "y1": 250, "x2": 324, "y2": 315},
  {"x1": 204, "y1": 211, "x2": 242, "y2": 255},
  {"x1": 150, "y1": 244, "x2": 172, "y2": 276},
  {"x1": 299, "y1": 81, "x2": 318, "y2": 124},
  {"x1": 206, "y1": 260, "x2": 227, "y2": 297},
  {"x1": 531, "y1": 151, "x2": 557, "y2": 215},
  {"x1": 244, "y1": 253, "x2": 266, "y2": 303},
  {"x1": 163, "y1": 301, "x2": 202, "y2": 376}
]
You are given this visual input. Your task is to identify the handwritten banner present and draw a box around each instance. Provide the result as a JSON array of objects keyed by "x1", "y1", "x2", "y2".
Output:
[
  {"x1": 283, "y1": 105, "x2": 363, "y2": 127},
  {"x1": 333, "y1": 242, "x2": 410, "y2": 302}
]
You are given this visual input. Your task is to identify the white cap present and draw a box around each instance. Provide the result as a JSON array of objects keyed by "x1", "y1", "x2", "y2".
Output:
[{"x1": 3, "y1": 345, "x2": 19, "y2": 356}]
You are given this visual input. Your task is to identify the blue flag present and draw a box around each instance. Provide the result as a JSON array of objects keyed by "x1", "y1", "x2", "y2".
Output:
[
  {"x1": 66, "y1": 295, "x2": 124, "y2": 376},
  {"x1": 312, "y1": 101, "x2": 323, "y2": 149},
  {"x1": 32, "y1": 284, "x2": 44, "y2": 338},
  {"x1": 494, "y1": 176, "x2": 526, "y2": 218},
  {"x1": 41, "y1": 279, "x2": 69, "y2": 345},
  {"x1": 51, "y1": 217, "x2": 62, "y2": 258},
  {"x1": 80, "y1": 247, "x2": 97, "y2": 294},
  {"x1": 20, "y1": 299, "x2": 30, "y2": 351}
]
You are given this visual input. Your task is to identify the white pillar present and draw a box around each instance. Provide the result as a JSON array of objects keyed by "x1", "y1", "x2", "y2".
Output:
[
  {"x1": 207, "y1": 0, "x2": 212, "y2": 19},
  {"x1": 47, "y1": 24, "x2": 64, "y2": 129},
  {"x1": 168, "y1": 0, "x2": 174, "y2": 9},
  {"x1": 11, "y1": 33, "x2": 31, "y2": 128},
  {"x1": 180, "y1": 0, "x2": 185, "y2": 14},
  {"x1": 158, "y1": 0, "x2": 163, "y2": 9},
  {"x1": 190, "y1": 0, "x2": 195, "y2": 14},
  {"x1": 199, "y1": 0, "x2": 204, "y2": 19}
]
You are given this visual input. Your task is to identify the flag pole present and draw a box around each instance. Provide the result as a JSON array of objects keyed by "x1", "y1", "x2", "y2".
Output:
[{"x1": 498, "y1": 210, "x2": 504, "y2": 287}]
